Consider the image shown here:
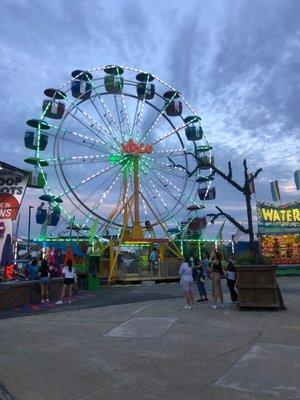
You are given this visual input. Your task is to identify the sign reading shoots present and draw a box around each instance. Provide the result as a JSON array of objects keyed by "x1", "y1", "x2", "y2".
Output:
[
  {"x1": 0, "y1": 173, "x2": 29, "y2": 220},
  {"x1": 257, "y1": 201, "x2": 300, "y2": 228}
]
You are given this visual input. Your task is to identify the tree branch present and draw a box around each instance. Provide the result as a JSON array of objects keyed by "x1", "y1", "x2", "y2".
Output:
[{"x1": 208, "y1": 206, "x2": 249, "y2": 234}]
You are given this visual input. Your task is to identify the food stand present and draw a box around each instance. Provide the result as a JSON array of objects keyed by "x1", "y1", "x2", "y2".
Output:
[{"x1": 257, "y1": 201, "x2": 300, "y2": 267}]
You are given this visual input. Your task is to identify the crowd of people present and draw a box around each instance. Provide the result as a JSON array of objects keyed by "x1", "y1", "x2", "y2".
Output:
[
  {"x1": 178, "y1": 250, "x2": 237, "y2": 310},
  {"x1": 2, "y1": 258, "x2": 77, "y2": 305},
  {"x1": 2, "y1": 248, "x2": 237, "y2": 309}
]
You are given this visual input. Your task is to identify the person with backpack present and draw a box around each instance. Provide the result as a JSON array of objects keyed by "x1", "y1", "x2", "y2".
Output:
[{"x1": 56, "y1": 259, "x2": 77, "y2": 304}]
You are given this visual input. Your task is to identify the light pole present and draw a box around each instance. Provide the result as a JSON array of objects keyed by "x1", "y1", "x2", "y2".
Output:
[{"x1": 27, "y1": 206, "x2": 34, "y2": 256}]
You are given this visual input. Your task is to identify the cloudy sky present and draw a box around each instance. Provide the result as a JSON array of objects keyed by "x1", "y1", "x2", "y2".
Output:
[{"x1": 0, "y1": 0, "x2": 299, "y2": 240}]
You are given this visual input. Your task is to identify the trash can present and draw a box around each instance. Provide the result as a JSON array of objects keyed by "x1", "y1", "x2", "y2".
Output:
[{"x1": 86, "y1": 256, "x2": 100, "y2": 290}]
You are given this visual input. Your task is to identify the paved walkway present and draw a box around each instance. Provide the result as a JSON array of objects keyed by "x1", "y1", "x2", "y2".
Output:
[{"x1": 0, "y1": 278, "x2": 299, "y2": 400}]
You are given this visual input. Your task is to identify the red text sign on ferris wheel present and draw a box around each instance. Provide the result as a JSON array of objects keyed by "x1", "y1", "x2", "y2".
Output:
[{"x1": 122, "y1": 140, "x2": 153, "y2": 155}]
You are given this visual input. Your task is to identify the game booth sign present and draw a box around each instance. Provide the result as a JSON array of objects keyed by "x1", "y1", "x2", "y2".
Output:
[
  {"x1": 257, "y1": 201, "x2": 300, "y2": 265},
  {"x1": 0, "y1": 161, "x2": 30, "y2": 265}
]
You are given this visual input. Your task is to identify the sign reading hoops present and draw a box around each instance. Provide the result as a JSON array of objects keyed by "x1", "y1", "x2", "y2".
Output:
[{"x1": 0, "y1": 173, "x2": 29, "y2": 220}]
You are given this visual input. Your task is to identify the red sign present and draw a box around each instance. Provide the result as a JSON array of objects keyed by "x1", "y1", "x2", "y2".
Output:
[
  {"x1": 0, "y1": 172, "x2": 29, "y2": 221},
  {"x1": 0, "y1": 194, "x2": 20, "y2": 220},
  {"x1": 122, "y1": 140, "x2": 153, "y2": 155}
]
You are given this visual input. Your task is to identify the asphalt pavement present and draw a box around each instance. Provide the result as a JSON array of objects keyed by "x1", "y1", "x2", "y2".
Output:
[{"x1": 0, "y1": 277, "x2": 299, "y2": 400}]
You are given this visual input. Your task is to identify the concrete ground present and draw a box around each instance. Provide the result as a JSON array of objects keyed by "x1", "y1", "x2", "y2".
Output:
[{"x1": 0, "y1": 277, "x2": 299, "y2": 400}]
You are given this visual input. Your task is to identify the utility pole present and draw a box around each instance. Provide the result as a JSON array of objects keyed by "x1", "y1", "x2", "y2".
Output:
[
  {"x1": 243, "y1": 159, "x2": 256, "y2": 259},
  {"x1": 27, "y1": 206, "x2": 34, "y2": 256}
]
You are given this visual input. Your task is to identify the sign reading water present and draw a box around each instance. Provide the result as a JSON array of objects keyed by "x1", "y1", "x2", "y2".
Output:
[{"x1": 257, "y1": 201, "x2": 300, "y2": 226}]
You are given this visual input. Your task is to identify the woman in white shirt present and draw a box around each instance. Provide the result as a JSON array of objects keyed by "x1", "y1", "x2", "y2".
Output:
[
  {"x1": 178, "y1": 255, "x2": 195, "y2": 310},
  {"x1": 56, "y1": 259, "x2": 77, "y2": 304}
]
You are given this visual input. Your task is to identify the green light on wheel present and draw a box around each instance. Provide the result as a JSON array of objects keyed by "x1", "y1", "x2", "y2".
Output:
[{"x1": 109, "y1": 154, "x2": 122, "y2": 164}]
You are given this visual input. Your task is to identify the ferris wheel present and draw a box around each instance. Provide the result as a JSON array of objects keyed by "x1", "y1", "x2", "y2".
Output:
[{"x1": 24, "y1": 65, "x2": 214, "y2": 240}]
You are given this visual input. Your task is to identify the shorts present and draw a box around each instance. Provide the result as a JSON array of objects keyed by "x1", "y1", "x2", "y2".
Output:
[
  {"x1": 64, "y1": 278, "x2": 75, "y2": 286},
  {"x1": 39, "y1": 276, "x2": 50, "y2": 285},
  {"x1": 180, "y1": 280, "x2": 193, "y2": 292}
]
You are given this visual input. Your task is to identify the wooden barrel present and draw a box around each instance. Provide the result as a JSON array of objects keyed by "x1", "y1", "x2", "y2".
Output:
[{"x1": 236, "y1": 265, "x2": 280, "y2": 309}]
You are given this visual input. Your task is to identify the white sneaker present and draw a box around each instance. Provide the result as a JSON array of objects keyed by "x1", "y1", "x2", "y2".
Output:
[
  {"x1": 41, "y1": 300, "x2": 45, "y2": 304},
  {"x1": 184, "y1": 305, "x2": 192, "y2": 310},
  {"x1": 45, "y1": 299, "x2": 50, "y2": 303},
  {"x1": 191, "y1": 304, "x2": 196, "y2": 309},
  {"x1": 68, "y1": 299, "x2": 72, "y2": 304},
  {"x1": 212, "y1": 305, "x2": 217, "y2": 310},
  {"x1": 55, "y1": 300, "x2": 63, "y2": 305},
  {"x1": 219, "y1": 304, "x2": 225, "y2": 309}
]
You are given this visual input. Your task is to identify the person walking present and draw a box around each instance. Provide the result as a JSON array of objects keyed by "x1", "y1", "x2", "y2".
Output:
[
  {"x1": 38, "y1": 259, "x2": 50, "y2": 303},
  {"x1": 225, "y1": 254, "x2": 238, "y2": 303},
  {"x1": 194, "y1": 258, "x2": 208, "y2": 302},
  {"x1": 56, "y1": 259, "x2": 77, "y2": 304},
  {"x1": 179, "y1": 255, "x2": 195, "y2": 310},
  {"x1": 210, "y1": 251, "x2": 225, "y2": 310}
]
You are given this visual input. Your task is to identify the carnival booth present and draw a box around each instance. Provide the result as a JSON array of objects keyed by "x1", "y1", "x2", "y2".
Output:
[{"x1": 257, "y1": 201, "x2": 300, "y2": 269}]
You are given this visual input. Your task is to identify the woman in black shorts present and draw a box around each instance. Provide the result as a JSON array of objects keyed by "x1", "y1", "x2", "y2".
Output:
[{"x1": 56, "y1": 259, "x2": 76, "y2": 304}]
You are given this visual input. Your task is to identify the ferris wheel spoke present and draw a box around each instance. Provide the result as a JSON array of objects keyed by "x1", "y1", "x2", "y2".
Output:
[
  {"x1": 97, "y1": 177, "x2": 132, "y2": 236},
  {"x1": 131, "y1": 98, "x2": 145, "y2": 141},
  {"x1": 93, "y1": 92, "x2": 124, "y2": 139},
  {"x1": 140, "y1": 195, "x2": 148, "y2": 221},
  {"x1": 85, "y1": 76, "x2": 124, "y2": 138},
  {"x1": 64, "y1": 96, "x2": 116, "y2": 147},
  {"x1": 146, "y1": 157, "x2": 185, "y2": 174},
  {"x1": 141, "y1": 163, "x2": 187, "y2": 212},
  {"x1": 54, "y1": 167, "x2": 111, "y2": 228},
  {"x1": 58, "y1": 163, "x2": 121, "y2": 198},
  {"x1": 45, "y1": 129, "x2": 105, "y2": 154},
  {"x1": 141, "y1": 157, "x2": 188, "y2": 189},
  {"x1": 140, "y1": 173, "x2": 181, "y2": 230},
  {"x1": 120, "y1": 92, "x2": 132, "y2": 136},
  {"x1": 150, "y1": 121, "x2": 190, "y2": 146},
  {"x1": 62, "y1": 157, "x2": 110, "y2": 166},
  {"x1": 89, "y1": 98, "x2": 123, "y2": 146},
  {"x1": 140, "y1": 179, "x2": 166, "y2": 218},
  {"x1": 139, "y1": 93, "x2": 178, "y2": 143},
  {"x1": 143, "y1": 157, "x2": 195, "y2": 182},
  {"x1": 50, "y1": 123, "x2": 114, "y2": 154},
  {"x1": 141, "y1": 159, "x2": 199, "y2": 208},
  {"x1": 81, "y1": 168, "x2": 122, "y2": 228},
  {"x1": 113, "y1": 94, "x2": 129, "y2": 138},
  {"x1": 45, "y1": 154, "x2": 110, "y2": 165},
  {"x1": 68, "y1": 111, "x2": 119, "y2": 153},
  {"x1": 150, "y1": 148, "x2": 187, "y2": 157},
  {"x1": 83, "y1": 159, "x2": 131, "y2": 230}
]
